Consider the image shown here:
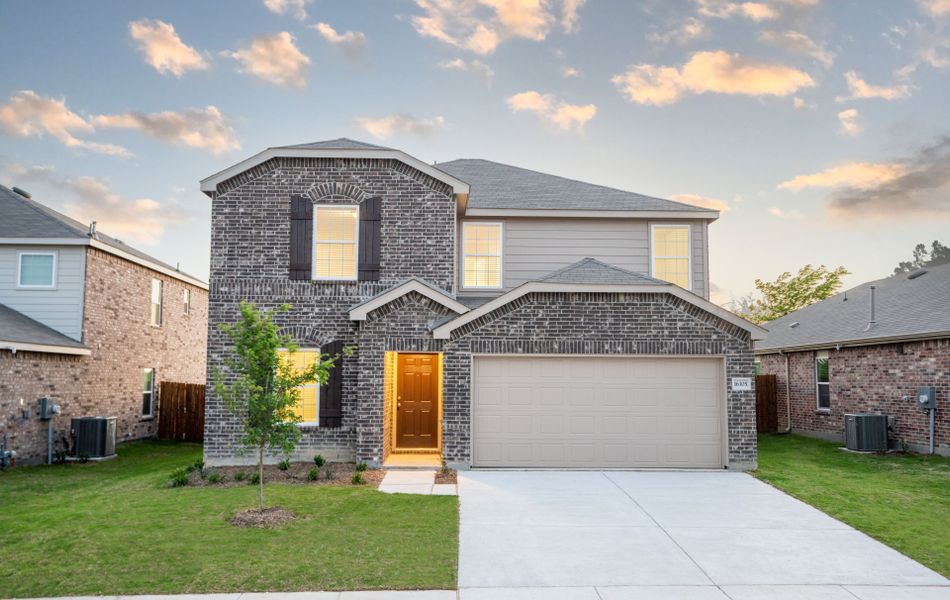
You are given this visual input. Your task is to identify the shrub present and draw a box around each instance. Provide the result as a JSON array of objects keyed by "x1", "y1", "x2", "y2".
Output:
[
  {"x1": 307, "y1": 468, "x2": 319, "y2": 481},
  {"x1": 168, "y1": 467, "x2": 189, "y2": 487},
  {"x1": 250, "y1": 472, "x2": 261, "y2": 485},
  {"x1": 440, "y1": 458, "x2": 450, "y2": 474},
  {"x1": 234, "y1": 471, "x2": 247, "y2": 482},
  {"x1": 78, "y1": 452, "x2": 90, "y2": 464},
  {"x1": 207, "y1": 472, "x2": 224, "y2": 484},
  {"x1": 355, "y1": 462, "x2": 368, "y2": 472},
  {"x1": 324, "y1": 468, "x2": 333, "y2": 481},
  {"x1": 314, "y1": 454, "x2": 325, "y2": 468},
  {"x1": 277, "y1": 458, "x2": 290, "y2": 471},
  {"x1": 351, "y1": 472, "x2": 365, "y2": 485}
]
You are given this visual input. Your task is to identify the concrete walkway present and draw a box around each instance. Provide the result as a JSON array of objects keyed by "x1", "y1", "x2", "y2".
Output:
[
  {"x1": 377, "y1": 470, "x2": 457, "y2": 495},
  {"x1": 457, "y1": 470, "x2": 950, "y2": 599}
]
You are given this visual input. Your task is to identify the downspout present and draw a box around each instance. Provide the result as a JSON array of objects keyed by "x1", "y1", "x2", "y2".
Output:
[{"x1": 782, "y1": 350, "x2": 792, "y2": 433}]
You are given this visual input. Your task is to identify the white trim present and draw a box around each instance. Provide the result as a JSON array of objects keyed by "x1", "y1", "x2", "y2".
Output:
[
  {"x1": 87, "y1": 239, "x2": 208, "y2": 289},
  {"x1": 0, "y1": 340, "x2": 90, "y2": 356},
  {"x1": 815, "y1": 351, "x2": 830, "y2": 411},
  {"x1": 464, "y1": 208, "x2": 719, "y2": 220},
  {"x1": 432, "y1": 281, "x2": 768, "y2": 340},
  {"x1": 17, "y1": 250, "x2": 58, "y2": 289},
  {"x1": 650, "y1": 223, "x2": 692, "y2": 291},
  {"x1": 200, "y1": 147, "x2": 471, "y2": 195},
  {"x1": 2, "y1": 237, "x2": 88, "y2": 245},
  {"x1": 461, "y1": 221, "x2": 504, "y2": 290},
  {"x1": 349, "y1": 279, "x2": 470, "y2": 320},
  {"x1": 278, "y1": 347, "x2": 321, "y2": 427},
  {"x1": 312, "y1": 204, "x2": 359, "y2": 281},
  {"x1": 142, "y1": 368, "x2": 155, "y2": 417}
]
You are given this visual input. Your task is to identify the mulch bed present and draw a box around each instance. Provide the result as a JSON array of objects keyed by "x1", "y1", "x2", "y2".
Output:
[
  {"x1": 186, "y1": 461, "x2": 385, "y2": 488},
  {"x1": 229, "y1": 506, "x2": 295, "y2": 528},
  {"x1": 434, "y1": 469, "x2": 457, "y2": 484}
]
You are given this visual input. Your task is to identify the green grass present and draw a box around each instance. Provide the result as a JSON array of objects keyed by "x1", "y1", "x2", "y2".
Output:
[
  {"x1": 755, "y1": 434, "x2": 950, "y2": 577},
  {"x1": 0, "y1": 441, "x2": 458, "y2": 597}
]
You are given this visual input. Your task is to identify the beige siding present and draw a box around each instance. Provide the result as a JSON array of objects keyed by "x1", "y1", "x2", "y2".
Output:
[
  {"x1": 458, "y1": 217, "x2": 710, "y2": 299},
  {"x1": 0, "y1": 245, "x2": 86, "y2": 340}
]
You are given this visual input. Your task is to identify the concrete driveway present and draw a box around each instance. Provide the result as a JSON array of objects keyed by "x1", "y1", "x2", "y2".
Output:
[{"x1": 458, "y1": 470, "x2": 949, "y2": 600}]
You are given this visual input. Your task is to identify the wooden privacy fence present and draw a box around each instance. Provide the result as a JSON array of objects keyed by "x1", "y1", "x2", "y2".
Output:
[
  {"x1": 755, "y1": 374, "x2": 778, "y2": 433},
  {"x1": 158, "y1": 382, "x2": 205, "y2": 443}
]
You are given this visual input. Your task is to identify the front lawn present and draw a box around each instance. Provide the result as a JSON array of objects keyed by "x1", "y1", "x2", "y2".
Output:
[
  {"x1": 755, "y1": 433, "x2": 950, "y2": 577},
  {"x1": 0, "y1": 441, "x2": 458, "y2": 597}
]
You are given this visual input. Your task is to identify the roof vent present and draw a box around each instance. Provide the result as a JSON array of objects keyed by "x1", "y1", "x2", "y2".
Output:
[
  {"x1": 11, "y1": 186, "x2": 31, "y2": 199},
  {"x1": 907, "y1": 269, "x2": 928, "y2": 280},
  {"x1": 789, "y1": 322, "x2": 800, "y2": 328},
  {"x1": 88, "y1": 221, "x2": 97, "y2": 237},
  {"x1": 843, "y1": 291, "x2": 848, "y2": 302},
  {"x1": 865, "y1": 285, "x2": 877, "y2": 331}
]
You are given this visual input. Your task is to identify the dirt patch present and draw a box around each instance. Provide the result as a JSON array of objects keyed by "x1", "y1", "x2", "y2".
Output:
[
  {"x1": 229, "y1": 506, "x2": 295, "y2": 528},
  {"x1": 434, "y1": 469, "x2": 457, "y2": 484},
  {"x1": 186, "y1": 461, "x2": 385, "y2": 488}
]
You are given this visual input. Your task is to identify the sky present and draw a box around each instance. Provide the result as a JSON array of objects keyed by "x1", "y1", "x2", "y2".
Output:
[{"x1": 1, "y1": 0, "x2": 948, "y2": 305}]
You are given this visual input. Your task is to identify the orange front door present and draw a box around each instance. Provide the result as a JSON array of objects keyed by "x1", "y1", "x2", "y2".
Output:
[{"x1": 396, "y1": 354, "x2": 439, "y2": 449}]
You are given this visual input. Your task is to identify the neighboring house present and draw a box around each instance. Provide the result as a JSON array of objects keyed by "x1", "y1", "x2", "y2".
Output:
[
  {"x1": 201, "y1": 138, "x2": 765, "y2": 470},
  {"x1": 756, "y1": 263, "x2": 949, "y2": 455},
  {"x1": 0, "y1": 186, "x2": 208, "y2": 464}
]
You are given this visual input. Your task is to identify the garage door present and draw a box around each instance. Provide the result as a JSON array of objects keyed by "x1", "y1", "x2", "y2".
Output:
[{"x1": 472, "y1": 356, "x2": 724, "y2": 468}]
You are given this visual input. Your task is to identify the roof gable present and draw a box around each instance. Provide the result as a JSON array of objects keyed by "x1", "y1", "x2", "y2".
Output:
[
  {"x1": 349, "y1": 278, "x2": 470, "y2": 321},
  {"x1": 540, "y1": 257, "x2": 668, "y2": 285}
]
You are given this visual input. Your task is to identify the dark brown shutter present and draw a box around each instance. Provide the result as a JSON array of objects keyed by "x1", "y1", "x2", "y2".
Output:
[
  {"x1": 319, "y1": 340, "x2": 344, "y2": 428},
  {"x1": 358, "y1": 197, "x2": 381, "y2": 281},
  {"x1": 289, "y1": 195, "x2": 312, "y2": 280}
]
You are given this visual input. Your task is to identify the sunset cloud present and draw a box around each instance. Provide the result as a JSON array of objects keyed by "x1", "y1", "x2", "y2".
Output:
[
  {"x1": 917, "y1": 0, "x2": 950, "y2": 16},
  {"x1": 263, "y1": 0, "x2": 311, "y2": 20},
  {"x1": 226, "y1": 32, "x2": 310, "y2": 88},
  {"x1": 768, "y1": 206, "x2": 805, "y2": 220},
  {"x1": 562, "y1": 0, "x2": 587, "y2": 33},
  {"x1": 759, "y1": 30, "x2": 834, "y2": 68},
  {"x1": 611, "y1": 51, "x2": 815, "y2": 106},
  {"x1": 778, "y1": 162, "x2": 906, "y2": 191},
  {"x1": 837, "y1": 108, "x2": 862, "y2": 136},
  {"x1": 311, "y1": 22, "x2": 368, "y2": 62},
  {"x1": 561, "y1": 66, "x2": 581, "y2": 78},
  {"x1": 671, "y1": 193, "x2": 730, "y2": 213},
  {"x1": 0, "y1": 90, "x2": 129, "y2": 156},
  {"x1": 93, "y1": 106, "x2": 239, "y2": 155},
  {"x1": 354, "y1": 113, "x2": 445, "y2": 138},
  {"x1": 438, "y1": 57, "x2": 495, "y2": 84},
  {"x1": 647, "y1": 17, "x2": 707, "y2": 45},
  {"x1": 835, "y1": 70, "x2": 912, "y2": 102},
  {"x1": 128, "y1": 19, "x2": 208, "y2": 77},
  {"x1": 695, "y1": 0, "x2": 779, "y2": 21},
  {"x1": 506, "y1": 90, "x2": 597, "y2": 130}
]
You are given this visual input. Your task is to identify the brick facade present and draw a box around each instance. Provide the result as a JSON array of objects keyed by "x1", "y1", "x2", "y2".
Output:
[
  {"x1": 0, "y1": 247, "x2": 208, "y2": 464},
  {"x1": 758, "y1": 338, "x2": 949, "y2": 454}
]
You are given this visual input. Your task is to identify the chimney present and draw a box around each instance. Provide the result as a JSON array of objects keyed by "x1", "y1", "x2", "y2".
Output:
[
  {"x1": 865, "y1": 285, "x2": 877, "y2": 331},
  {"x1": 88, "y1": 221, "x2": 97, "y2": 238}
]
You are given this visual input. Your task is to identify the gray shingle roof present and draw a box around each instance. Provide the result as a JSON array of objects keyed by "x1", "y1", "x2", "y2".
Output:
[
  {"x1": 277, "y1": 138, "x2": 392, "y2": 151},
  {"x1": 436, "y1": 159, "x2": 717, "y2": 213},
  {"x1": 0, "y1": 303, "x2": 87, "y2": 349},
  {"x1": 755, "y1": 262, "x2": 950, "y2": 352},
  {"x1": 0, "y1": 186, "x2": 204, "y2": 282},
  {"x1": 538, "y1": 257, "x2": 670, "y2": 285}
]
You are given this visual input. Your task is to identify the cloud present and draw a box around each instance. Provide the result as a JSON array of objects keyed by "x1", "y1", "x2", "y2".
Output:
[
  {"x1": 611, "y1": 50, "x2": 815, "y2": 106},
  {"x1": 837, "y1": 108, "x2": 862, "y2": 136},
  {"x1": 92, "y1": 106, "x2": 239, "y2": 155},
  {"x1": 778, "y1": 162, "x2": 906, "y2": 190},
  {"x1": 128, "y1": 19, "x2": 208, "y2": 77},
  {"x1": 647, "y1": 17, "x2": 708, "y2": 45},
  {"x1": 561, "y1": 66, "x2": 581, "y2": 78},
  {"x1": 768, "y1": 206, "x2": 805, "y2": 220},
  {"x1": 354, "y1": 113, "x2": 446, "y2": 138},
  {"x1": 694, "y1": 0, "x2": 779, "y2": 21},
  {"x1": 0, "y1": 90, "x2": 129, "y2": 156},
  {"x1": 226, "y1": 32, "x2": 310, "y2": 88},
  {"x1": 562, "y1": 0, "x2": 587, "y2": 33},
  {"x1": 506, "y1": 91, "x2": 597, "y2": 130},
  {"x1": 835, "y1": 70, "x2": 911, "y2": 102},
  {"x1": 917, "y1": 0, "x2": 950, "y2": 16},
  {"x1": 671, "y1": 193, "x2": 730, "y2": 213},
  {"x1": 438, "y1": 57, "x2": 495, "y2": 84},
  {"x1": 759, "y1": 30, "x2": 834, "y2": 68},
  {"x1": 263, "y1": 0, "x2": 311, "y2": 20},
  {"x1": 792, "y1": 96, "x2": 815, "y2": 109},
  {"x1": 311, "y1": 22, "x2": 368, "y2": 62},
  {"x1": 3, "y1": 162, "x2": 188, "y2": 246}
]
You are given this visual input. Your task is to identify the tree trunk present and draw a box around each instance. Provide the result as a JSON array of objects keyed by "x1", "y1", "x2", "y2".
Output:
[{"x1": 258, "y1": 444, "x2": 265, "y2": 511}]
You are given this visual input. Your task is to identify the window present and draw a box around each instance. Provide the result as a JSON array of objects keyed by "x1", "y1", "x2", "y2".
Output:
[
  {"x1": 313, "y1": 205, "x2": 359, "y2": 280},
  {"x1": 183, "y1": 289, "x2": 191, "y2": 315},
  {"x1": 277, "y1": 348, "x2": 320, "y2": 425},
  {"x1": 816, "y1": 351, "x2": 830, "y2": 410},
  {"x1": 651, "y1": 224, "x2": 691, "y2": 289},
  {"x1": 17, "y1": 252, "x2": 56, "y2": 288},
  {"x1": 462, "y1": 222, "x2": 503, "y2": 288},
  {"x1": 754, "y1": 359, "x2": 761, "y2": 376},
  {"x1": 142, "y1": 368, "x2": 155, "y2": 417},
  {"x1": 150, "y1": 279, "x2": 163, "y2": 326}
]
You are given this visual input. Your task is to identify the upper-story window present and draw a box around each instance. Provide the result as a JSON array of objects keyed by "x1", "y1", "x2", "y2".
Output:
[
  {"x1": 183, "y1": 289, "x2": 191, "y2": 315},
  {"x1": 651, "y1": 224, "x2": 691, "y2": 290},
  {"x1": 313, "y1": 205, "x2": 359, "y2": 281},
  {"x1": 462, "y1": 222, "x2": 503, "y2": 289},
  {"x1": 150, "y1": 279, "x2": 163, "y2": 326},
  {"x1": 17, "y1": 251, "x2": 57, "y2": 289},
  {"x1": 816, "y1": 351, "x2": 831, "y2": 410}
]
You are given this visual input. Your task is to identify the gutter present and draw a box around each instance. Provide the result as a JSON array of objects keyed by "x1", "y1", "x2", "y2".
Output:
[
  {"x1": 0, "y1": 341, "x2": 91, "y2": 356},
  {"x1": 754, "y1": 330, "x2": 950, "y2": 355}
]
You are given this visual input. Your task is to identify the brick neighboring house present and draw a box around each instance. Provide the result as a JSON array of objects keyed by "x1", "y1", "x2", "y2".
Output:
[
  {"x1": 0, "y1": 186, "x2": 208, "y2": 464},
  {"x1": 201, "y1": 138, "x2": 765, "y2": 471},
  {"x1": 756, "y1": 263, "x2": 950, "y2": 455}
]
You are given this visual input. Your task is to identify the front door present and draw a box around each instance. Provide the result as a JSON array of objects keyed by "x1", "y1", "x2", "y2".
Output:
[{"x1": 396, "y1": 353, "x2": 439, "y2": 449}]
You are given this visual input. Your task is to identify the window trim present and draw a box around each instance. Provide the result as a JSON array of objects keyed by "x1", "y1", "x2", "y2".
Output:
[
  {"x1": 142, "y1": 368, "x2": 155, "y2": 418},
  {"x1": 815, "y1": 350, "x2": 831, "y2": 411},
  {"x1": 150, "y1": 278, "x2": 163, "y2": 327},
  {"x1": 649, "y1": 223, "x2": 692, "y2": 291},
  {"x1": 183, "y1": 289, "x2": 191, "y2": 315},
  {"x1": 278, "y1": 347, "x2": 321, "y2": 427},
  {"x1": 16, "y1": 251, "x2": 58, "y2": 289},
  {"x1": 461, "y1": 221, "x2": 504, "y2": 290},
  {"x1": 312, "y1": 204, "x2": 360, "y2": 282}
]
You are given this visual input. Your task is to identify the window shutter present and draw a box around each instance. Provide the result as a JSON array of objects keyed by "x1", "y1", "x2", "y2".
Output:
[
  {"x1": 319, "y1": 340, "x2": 345, "y2": 428},
  {"x1": 289, "y1": 195, "x2": 313, "y2": 280},
  {"x1": 358, "y1": 197, "x2": 381, "y2": 281}
]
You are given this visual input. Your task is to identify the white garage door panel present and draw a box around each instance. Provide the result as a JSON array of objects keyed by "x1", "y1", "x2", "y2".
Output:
[{"x1": 473, "y1": 356, "x2": 724, "y2": 468}]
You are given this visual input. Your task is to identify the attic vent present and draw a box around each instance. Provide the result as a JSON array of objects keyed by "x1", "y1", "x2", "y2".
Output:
[
  {"x1": 11, "y1": 186, "x2": 31, "y2": 199},
  {"x1": 789, "y1": 322, "x2": 800, "y2": 328},
  {"x1": 907, "y1": 269, "x2": 928, "y2": 280}
]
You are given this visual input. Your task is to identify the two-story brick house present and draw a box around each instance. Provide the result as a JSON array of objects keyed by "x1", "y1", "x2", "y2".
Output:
[
  {"x1": 201, "y1": 139, "x2": 765, "y2": 470},
  {"x1": 0, "y1": 185, "x2": 208, "y2": 464}
]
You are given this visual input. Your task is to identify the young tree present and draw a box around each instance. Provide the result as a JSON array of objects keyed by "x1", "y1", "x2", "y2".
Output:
[
  {"x1": 213, "y1": 301, "x2": 341, "y2": 511},
  {"x1": 737, "y1": 264, "x2": 850, "y2": 325},
  {"x1": 893, "y1": 240, "x2": 950, "y2": 274}
]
